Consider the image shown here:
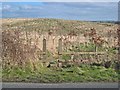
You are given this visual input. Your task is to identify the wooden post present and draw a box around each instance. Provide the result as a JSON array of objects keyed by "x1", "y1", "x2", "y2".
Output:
[
  {"x1": 95, "y1": 44, "x2": 99, "y2": 62},
  {"x1": 58, "y1": 38, "x2": 62, "y2": 61},
  {"x1": 58, "y1": 38, "x2": 62, "y2": 55},
  {"x1": 43, "y1": 38, "x2": 46, "y2": 60},
  {"x1": 43, "y1": 38, "x2": 46, "y2": 53},
  {"x1": 71, "y1": 54, "x2": 74, "y2": 61}
]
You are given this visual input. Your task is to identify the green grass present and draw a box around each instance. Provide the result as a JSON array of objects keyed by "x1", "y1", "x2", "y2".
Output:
[
  {"x1": 68, "y1": 43, "x2": 107, "y2": 52},
  {"x1": 2, "y1": 18, "x2": 119, "y2": 83},
  {"x1": 2, "y1": 64, "x2": 119, "y2": 83},
  {"x1": 62, "y1": 54, "x2": 71, "y2": 61}
]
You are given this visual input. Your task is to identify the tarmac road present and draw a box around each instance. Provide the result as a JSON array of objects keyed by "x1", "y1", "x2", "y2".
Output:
[{"x1": 2, "y1": 82, "x2": 119, "y2": 88}]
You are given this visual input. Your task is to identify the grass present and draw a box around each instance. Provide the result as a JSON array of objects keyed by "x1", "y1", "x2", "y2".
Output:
[
  {"x1": 2, "y1": 64, "x2": 119, "y2": 83},
  {"x1": 3, "y1": 18, "x2": 117, "y2": 36},
  {"x1": 2, "y1": 18, "x2": 119, "y2": 83}
]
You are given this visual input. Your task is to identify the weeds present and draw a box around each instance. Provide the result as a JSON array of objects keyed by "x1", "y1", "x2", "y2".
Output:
[{"x1": 2, "y1": 18, "x2": 119, "y2": 82}]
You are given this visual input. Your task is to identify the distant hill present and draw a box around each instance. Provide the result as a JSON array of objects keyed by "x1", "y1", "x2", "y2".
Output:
[
  {"x1": 2, "y1": 18, "x2": 118, "y2": 37},
  {"x1": 90, "y1": 21, "x2": 118, "y2": 24}
]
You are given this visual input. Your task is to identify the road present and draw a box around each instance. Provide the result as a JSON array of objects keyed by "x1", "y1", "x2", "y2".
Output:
[{"x1": 2, "y1": 82, "x2": 119, "y2": 88}]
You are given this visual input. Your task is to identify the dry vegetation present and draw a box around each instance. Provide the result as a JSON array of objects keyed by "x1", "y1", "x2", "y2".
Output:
[{"x1": 2, "y1": 18, "x2": 119, "y2": 82}]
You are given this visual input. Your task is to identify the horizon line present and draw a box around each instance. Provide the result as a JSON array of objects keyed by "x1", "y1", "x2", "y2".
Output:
[{"x1": 1, "y1": 17, "x2": 118, "y2": 22}]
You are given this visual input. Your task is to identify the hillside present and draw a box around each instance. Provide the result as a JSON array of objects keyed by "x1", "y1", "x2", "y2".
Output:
[
  {"x1": 2, "y1": 18, "x2": 119, "y2": 83},
  {"x1": 2, "y1": 18, "x2": 118, "y2": 35},
  {"x1": 2, "y1": 18, "x2": 118, "y2": 52}
]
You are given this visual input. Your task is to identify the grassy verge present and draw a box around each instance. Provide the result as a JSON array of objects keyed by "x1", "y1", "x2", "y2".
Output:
[{"x1": 2, "y1": 64, "x2": 119, "y2": 83}]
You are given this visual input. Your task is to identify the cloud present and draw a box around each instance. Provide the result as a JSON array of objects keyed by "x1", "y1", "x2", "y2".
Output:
[
  {"x1": 2, "y1": 2, "x2": 44, "y2": 12},
  {"x1": 2, "y1": 2, "x2": 118, "y2": 21},
  {"x1": 2, "y1": 4, "x2": 20, "y2": 12},
  {"x1": 20, "y1": 5, "x2": 43, "y2": 10},
  {"x1": 2, "y1": 5, "x2": 11, "y2": 10}
]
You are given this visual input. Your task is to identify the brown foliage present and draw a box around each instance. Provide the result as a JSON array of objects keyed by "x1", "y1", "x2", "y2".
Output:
[{"x1": 2, "y1": 30, "x2": 41, "y2": 69}]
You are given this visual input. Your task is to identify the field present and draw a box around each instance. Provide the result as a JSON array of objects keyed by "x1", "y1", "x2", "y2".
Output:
[{"x1": 2, "y1": 18, "x2": 120, "y2": 82}]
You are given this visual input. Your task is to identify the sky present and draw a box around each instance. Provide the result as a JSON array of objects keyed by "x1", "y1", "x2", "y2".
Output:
[{"x1": 1, "y1": 1, "x2": 119, "y2": 21}]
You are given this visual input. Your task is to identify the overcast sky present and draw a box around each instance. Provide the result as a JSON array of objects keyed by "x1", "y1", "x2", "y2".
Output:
[{"x1": 2, "y1": 1, "x2": 118, "y2": 21}]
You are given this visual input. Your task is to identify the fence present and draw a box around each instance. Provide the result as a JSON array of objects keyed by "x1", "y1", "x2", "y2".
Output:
[
  {"x1": 2, "y1": 29, "x2": 117, "y2": 68},
  {"x1": 41, "y1": 37, "x2": 106, "y2": 64}
]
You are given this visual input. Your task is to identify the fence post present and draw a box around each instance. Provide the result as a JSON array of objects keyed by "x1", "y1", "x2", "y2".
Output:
[
  {"x1": 58, "y1": 38, "x2": 62, "y2": 61},
  {"x1": 58, "y1": 38, "x2": 62, "y2": 55},
  {"x1": 95, "y1": 44, "x2": 98, "y2": 62},
  {"x1": 71, "y1": 54, "x2": 74, "y2": 61},
  {"x1": 43, "y1": 38, "x2": 46, "y2": 60}
]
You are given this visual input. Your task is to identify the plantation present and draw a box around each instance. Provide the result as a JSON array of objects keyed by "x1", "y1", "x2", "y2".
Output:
[{"x1": 2, "y1": 18, "x2": 120, "y2": 82}]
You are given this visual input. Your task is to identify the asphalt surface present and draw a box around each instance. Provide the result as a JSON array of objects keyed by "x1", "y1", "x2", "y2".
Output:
[{"x1": 2, "y1": 82, "x2": 119, "y2": 88}]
